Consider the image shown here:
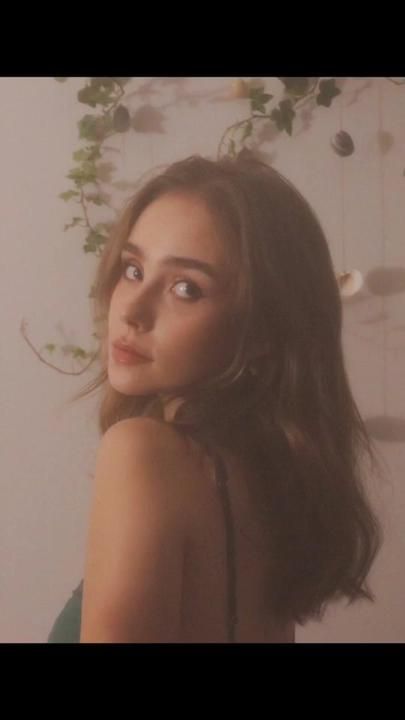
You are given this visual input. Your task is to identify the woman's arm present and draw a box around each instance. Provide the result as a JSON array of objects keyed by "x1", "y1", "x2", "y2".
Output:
[{"x1": 80, "y1": 417, "x2": 188, "y2": 643}]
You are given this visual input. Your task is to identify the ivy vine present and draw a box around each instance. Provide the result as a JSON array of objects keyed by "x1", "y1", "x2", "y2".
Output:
[{"x1": 218, "y1": 77, "x2": 341, "y2": 157}]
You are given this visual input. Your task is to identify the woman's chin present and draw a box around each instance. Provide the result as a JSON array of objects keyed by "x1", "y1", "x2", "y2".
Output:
[{"x1": 107, "y1": 369, "x2": 151, "y2": 396}]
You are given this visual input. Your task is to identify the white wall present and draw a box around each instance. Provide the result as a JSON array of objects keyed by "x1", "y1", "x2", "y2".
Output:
[{"x1": 1, "y1": 77, "x2": 404, "y2": 642}]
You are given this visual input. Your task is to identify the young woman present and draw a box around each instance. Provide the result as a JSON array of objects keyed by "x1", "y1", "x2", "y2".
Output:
[{"x1": 48, "y1": 154, "x2": 383, "y2": 643}]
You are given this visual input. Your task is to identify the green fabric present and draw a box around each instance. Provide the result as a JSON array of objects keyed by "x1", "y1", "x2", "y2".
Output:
[{"x1": 47, "y1": 580, "x2": 83, "y2": 643}]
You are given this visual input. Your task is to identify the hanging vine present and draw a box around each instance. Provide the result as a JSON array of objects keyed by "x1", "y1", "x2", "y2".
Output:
[{"x1": 217, "y1": 77, "x2": 341, "y2": 158}]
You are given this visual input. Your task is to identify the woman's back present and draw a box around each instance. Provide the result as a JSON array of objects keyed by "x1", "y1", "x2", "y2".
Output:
[
  {"x1": 178, "y1": 434, "x2": 295, "y2": 643},
  {"x1": 48, "y1": 420, "x2": 295, "y2": 643}
]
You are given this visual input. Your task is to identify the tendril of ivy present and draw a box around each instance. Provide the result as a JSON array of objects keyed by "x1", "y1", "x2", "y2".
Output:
[
  {"x1": 21, "y1": 76, "x2": 134, "y2": 376},
  {"x1": 217, "y1": 78, "x2": 341, "y2": 158}
]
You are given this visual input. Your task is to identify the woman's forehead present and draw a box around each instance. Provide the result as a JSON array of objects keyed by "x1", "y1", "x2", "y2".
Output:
[{"x1": 128, "y1": 192, "x2": 239, "y2": 277}]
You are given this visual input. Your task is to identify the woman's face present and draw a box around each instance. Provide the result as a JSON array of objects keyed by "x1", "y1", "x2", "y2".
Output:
[{"x1": 107, "y1": 192, "x2": 240, "y2": 420}]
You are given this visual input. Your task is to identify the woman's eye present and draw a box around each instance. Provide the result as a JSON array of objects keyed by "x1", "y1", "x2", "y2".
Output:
[
  {"x1": 120, "y1": 259, "x2": 203, "y2": 302},
  {"x1": 173, "y1": 280, "x2": 203, "y2": 301},
  {"x1": 121, "y1": 260, "x2": 141, "y2": 282}
]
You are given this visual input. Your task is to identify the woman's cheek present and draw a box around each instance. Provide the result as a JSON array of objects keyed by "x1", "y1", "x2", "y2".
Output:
[{"x1": 189, "y1": 313, "x2": 234, "y2": 367}]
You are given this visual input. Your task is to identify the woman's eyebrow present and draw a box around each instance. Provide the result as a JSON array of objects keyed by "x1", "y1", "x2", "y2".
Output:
[{"x1": 121, "y1": 241, "x2": 218, "y2": 280}]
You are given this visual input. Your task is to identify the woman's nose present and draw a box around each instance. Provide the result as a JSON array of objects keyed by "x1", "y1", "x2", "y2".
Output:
[{"x1": 120, "y1": 289, "x2": 156, "y2": 330}]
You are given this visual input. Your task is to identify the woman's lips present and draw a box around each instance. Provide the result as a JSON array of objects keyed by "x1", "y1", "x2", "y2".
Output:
[{"x1": 111, "y1": 345, "x2": 151, "y2": 365}]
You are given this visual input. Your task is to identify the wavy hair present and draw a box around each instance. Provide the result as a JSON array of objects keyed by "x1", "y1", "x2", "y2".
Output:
[{"x1": 68, "y1": 154, "x2": 384, "y2": 627}]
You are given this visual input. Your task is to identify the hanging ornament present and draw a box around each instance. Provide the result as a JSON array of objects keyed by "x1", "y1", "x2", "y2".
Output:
[
  {"x1": 331, "y1": 130, "x2": 355, "y2": 157},
  {"x1": 336, "y1": 269, "x2": 364, "y2": 297},
  {"x1": 113, "y1": 105, "x2": 131, "y2": 133}
]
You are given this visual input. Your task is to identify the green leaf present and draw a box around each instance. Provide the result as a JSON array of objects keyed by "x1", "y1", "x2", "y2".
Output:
[
  {"x1": 64, "y1": 217, "x2": 84, "y2": 231},
  {"x1": 59, "y1": 190, "x2": 80, "y2": 201},
  {"x1": 83, "y1": 230, "x2": 107, "y2": 253},
  {"x1": 78, "y1": 115, "x2": 108, "y2": 142},
  {"x1": 67, "y1": 162, "x2": 97, "y2": 186},
  {"x1": 270, "y1": 99, "x2": 296, "y2": 136},
  {"x1": 279, "y1": 77, "x2": 311, "y2": 96},
  {"x1": 249, "y1": 87, "x2": 262, "y2": 99},
  {"x1": 72, "y1": 149, "x2": 88, "y2": 162},
  {"x1": 77, "y1": 84, "x2": 115, "y2": 107},
  {"x1": 73, "y1": 145, "x2": 101, "y2": 163},
  {"x1": 78, "y1": 114, "x2": 98, "y2": 141},
  {"x1": 316, "y1": 79, "x2": 341, "y2": 108},
  {"x1": 89, "y1": 77, "x2": 115, "y2": 91},
  {"x1": 250, "y1": 86, "x2": 273, "y2": 113},
  {"x1": 72, "y1": 347, "x2": 87, "y2": 359}
]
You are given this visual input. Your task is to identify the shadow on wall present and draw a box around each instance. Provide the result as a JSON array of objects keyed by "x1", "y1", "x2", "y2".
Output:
[{"x1": 343, "y1": 266, "x2": 405, "y2": 443}]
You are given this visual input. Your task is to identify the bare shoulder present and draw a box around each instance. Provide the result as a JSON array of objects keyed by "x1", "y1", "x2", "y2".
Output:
[
  {"x1": 101, "y1": 416, "x2": 193, "y2": 469},
  {"x1": 104, "y1": 416, "x2": 188, "y2": 446},
  {"x1": 97, "y1": 417, "x2": 197, "y2": 519},
  {"x1": 81, "y1": 416, "x2": 192, "y2": 642}
]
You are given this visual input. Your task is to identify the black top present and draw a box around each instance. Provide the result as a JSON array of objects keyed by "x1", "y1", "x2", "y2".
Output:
[{"x1": 47, "y1": 448, "x2": 238, "y2": 643}]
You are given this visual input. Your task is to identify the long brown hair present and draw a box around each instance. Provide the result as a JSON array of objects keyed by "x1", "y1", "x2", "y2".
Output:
[{"x1": 69, "y1": 154, "x2": 384, "y2": 627}]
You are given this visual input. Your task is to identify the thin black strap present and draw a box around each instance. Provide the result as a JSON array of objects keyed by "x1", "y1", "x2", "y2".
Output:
[{"x1": 212, "y1": 450, "x2": 238, "y2": 643}]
